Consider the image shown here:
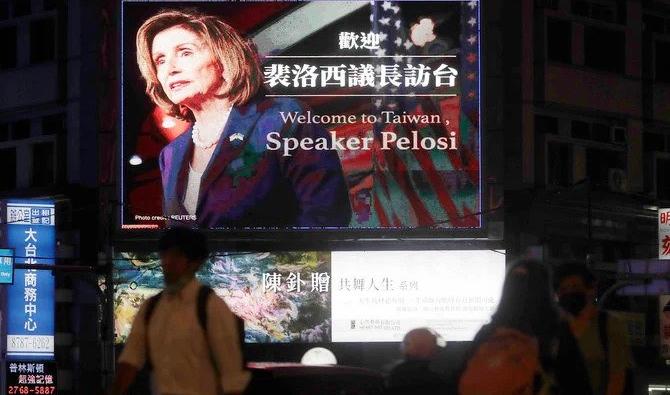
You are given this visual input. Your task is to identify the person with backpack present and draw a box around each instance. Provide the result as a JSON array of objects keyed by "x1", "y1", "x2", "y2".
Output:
[
  {"x1": 457, "y1": 259, "x2": 592, "y2": 395},
  {"x1": 555, "y1": 262, "x2": 633, "y2": 395},
  {"x1": 109, "y1": 227, "x2": 250, "y2": 395}
]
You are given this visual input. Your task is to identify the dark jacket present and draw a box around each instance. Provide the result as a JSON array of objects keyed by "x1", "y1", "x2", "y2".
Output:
[
  {"x1": 159, "y1": 97, "x2": 352, "y2": 228},
  {"x1": 386, "y1": 360, "x2": 447, "y2": 395}
]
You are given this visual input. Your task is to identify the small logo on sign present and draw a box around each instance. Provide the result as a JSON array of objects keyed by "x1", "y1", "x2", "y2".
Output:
[{"x1": 229, "y1": 132, "x2": 244, "y2": 142}]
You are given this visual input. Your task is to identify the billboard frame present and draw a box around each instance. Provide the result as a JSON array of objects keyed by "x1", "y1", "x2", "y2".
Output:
[{"x1": 115, "y1": 0, "x2": 493, "y2": 244}]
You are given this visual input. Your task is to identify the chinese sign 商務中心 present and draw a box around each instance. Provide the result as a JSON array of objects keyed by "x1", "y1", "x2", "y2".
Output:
[{"x1": 4, "y1": 200, "x2": 56, "y2": 360}]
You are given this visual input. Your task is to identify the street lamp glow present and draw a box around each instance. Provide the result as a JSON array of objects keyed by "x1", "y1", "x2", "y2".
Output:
[
  {"x1": 301, "y1": 347, "x2": 337, "y2": 366},
  {"x1": 129, "y1": 155, "x2": 143, "y2": 166}
]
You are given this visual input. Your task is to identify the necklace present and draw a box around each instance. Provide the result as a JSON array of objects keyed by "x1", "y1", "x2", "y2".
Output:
[{"x1": 191, "y1": 107, "x2": 233, "y2": 149}]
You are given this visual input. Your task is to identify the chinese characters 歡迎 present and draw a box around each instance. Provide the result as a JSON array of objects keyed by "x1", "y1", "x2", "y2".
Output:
[{"x1": 338, "y1": 32, "x2": 381, "y2": 50}]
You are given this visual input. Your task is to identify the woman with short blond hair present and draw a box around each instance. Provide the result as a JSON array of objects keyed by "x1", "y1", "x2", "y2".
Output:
[
  {"x1": 133, "y1": 8, "x2": 351, "y2": 229},
  {"x1": 135, "y1": 9, "x2": 262, "y2": 118}
]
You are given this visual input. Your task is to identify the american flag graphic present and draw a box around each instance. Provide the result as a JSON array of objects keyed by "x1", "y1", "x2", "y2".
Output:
[
  {"x1": 364, "y1": 0, "x2": 481, "y2": 228},
  {"x1": 461, "y1": 0, "x2": 480, "y2": 120}
]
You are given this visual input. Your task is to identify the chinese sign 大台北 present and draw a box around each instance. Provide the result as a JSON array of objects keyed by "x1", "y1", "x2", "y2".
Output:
[{"x1": 4, "y1": 200, "x2": 56, "y2": 360}]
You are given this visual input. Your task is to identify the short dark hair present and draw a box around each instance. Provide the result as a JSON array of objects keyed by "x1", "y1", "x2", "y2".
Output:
[
  {"x1": 554, "y1": 262, "x2": 596, "y2": 288},
  {"x1": 158, "y1": 227, "x2": 209, "y2": 263}
]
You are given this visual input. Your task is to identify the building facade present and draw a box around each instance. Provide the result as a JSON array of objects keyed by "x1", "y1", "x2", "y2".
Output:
[
  {"x1": 507, "y1": 0, "x2": 668, "y2": 264},
  {"x1": 505, "y1": 0, "x2": 670, "y2": 389},
  {"x1": 0, "y1": 0, "x2": 104, "y2": 393}
]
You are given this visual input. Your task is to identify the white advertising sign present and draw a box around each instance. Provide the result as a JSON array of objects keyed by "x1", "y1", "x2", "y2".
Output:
[
  {"x1": 660, "y1": 209, "x2": 670, "y2": 260},
  {"x1": 331, "y1": 250, "x2": 506, "y2": 342}
]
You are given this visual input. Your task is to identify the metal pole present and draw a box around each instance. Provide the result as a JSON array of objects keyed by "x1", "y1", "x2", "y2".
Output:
[
  {"x1": 103, "y1": 248, "x2": 115, "y2": 390},
  {"x1": 587, "y1": 177, "x2": 592, "y2": 247}
]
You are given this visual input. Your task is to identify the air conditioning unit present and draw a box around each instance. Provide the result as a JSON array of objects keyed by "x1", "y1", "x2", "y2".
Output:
[{"x1": 608, "y1": 168, "x2": 628, "y2": 193}]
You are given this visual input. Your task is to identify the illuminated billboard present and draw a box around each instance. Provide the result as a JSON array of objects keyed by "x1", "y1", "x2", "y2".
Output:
[
  {"x1": 3, "y1": 200, "x2": 56, "y2": 360},
  {"x1": 113, "y1": 250, "x2": 505, "y2": 343},
  {"x1": 330, "y1": 250, "x2": 505, "y2": 342},
  {"x1": 120, "y1": 0, "x2": 482, "y2": 231}
]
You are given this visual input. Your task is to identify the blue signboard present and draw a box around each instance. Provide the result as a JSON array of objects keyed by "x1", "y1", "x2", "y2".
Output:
[
  {"x1": 4, "y1": 200, "x2": 55, "y2": 360},
  {"x1": 0, "y1": 248, "x2": 14, "y2": 284}
]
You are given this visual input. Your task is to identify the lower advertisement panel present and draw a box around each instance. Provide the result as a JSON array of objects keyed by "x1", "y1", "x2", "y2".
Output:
[
  {"x1": 331, "y1": 250, "x2": 505, "y2": 342},
  {"x1": 114, "y1": 250, "x2": 505, "y2": 343}
]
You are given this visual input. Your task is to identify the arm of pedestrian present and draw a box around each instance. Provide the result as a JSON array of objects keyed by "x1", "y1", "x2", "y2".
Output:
[
  {"x1": 207, "y1": 295, "x2": 252, "y2": 395},
  {"x1": 109, "y1": 303, "x2": 148, "y2": 395},
  {"x1": 606, "y1": 370, "x2": 625, "y2": 395},
  {"x1": 606, "y1": 315, "x2": 631, "y2": 395},
  {"x1": 108, "y1": 362, "x2": 140, "y2": 395}
]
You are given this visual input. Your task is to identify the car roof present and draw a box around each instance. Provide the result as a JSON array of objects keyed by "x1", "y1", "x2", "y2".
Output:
[{"x1": 247, "y1": 362, "x2": 384, "y2": 379}]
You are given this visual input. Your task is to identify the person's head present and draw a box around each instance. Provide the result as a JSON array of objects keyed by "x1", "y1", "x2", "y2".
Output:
[
  {"x1": 401, "y1": 328, "x2": 440, "y2": 361},
  {"x1": 492, "y1": 259, "x2": 560, "y2": 340},
  {"x1": 136, "y1": 9, "x2": 262, "y2": 119},
  {"x1": 554, "y1": 262, "x2": 597, "y2": 317},
  {"x1": 158, "y1": 227, "x2": 209, "y2": 290}
]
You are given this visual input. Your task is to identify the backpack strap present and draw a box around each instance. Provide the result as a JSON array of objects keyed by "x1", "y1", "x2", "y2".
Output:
[
  {"x1": 198, "y1": 286, "x2": 247, "y2": 390},
  {"x1": 197, "y1": 285, "x2": 213, "y2": 332},
  {"x1": 236, "y1": 315, "x2": 246, "y2": 365},
  {"x1": 197, "y1": 286, "x2": 221, "y2": 381},
  {"x1": 144, "y1": 291, "x2": 164, "y2": 370},
  {"x1": 598, "y1": 311, "x2": 610, "y2": 394}
]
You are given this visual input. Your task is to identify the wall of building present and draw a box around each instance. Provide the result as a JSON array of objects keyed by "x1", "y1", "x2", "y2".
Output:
[
  {"x1": 507, "y1": 0, "x2": 665, "y2": 261},
  {"x1": 0, "y1": 0, "x2": 102, "y2": 393}
]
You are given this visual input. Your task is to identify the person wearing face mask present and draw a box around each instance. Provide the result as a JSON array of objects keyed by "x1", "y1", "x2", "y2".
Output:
[
  {"x1": 109, "y1": 227, "x2": 249, "y2": 395},
  {"x1": 457, "y1": 260, "x2": 592, "y2": 395},
  {"x1": 554, "y1": 262, "x2": 632, "y2": 395}
]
